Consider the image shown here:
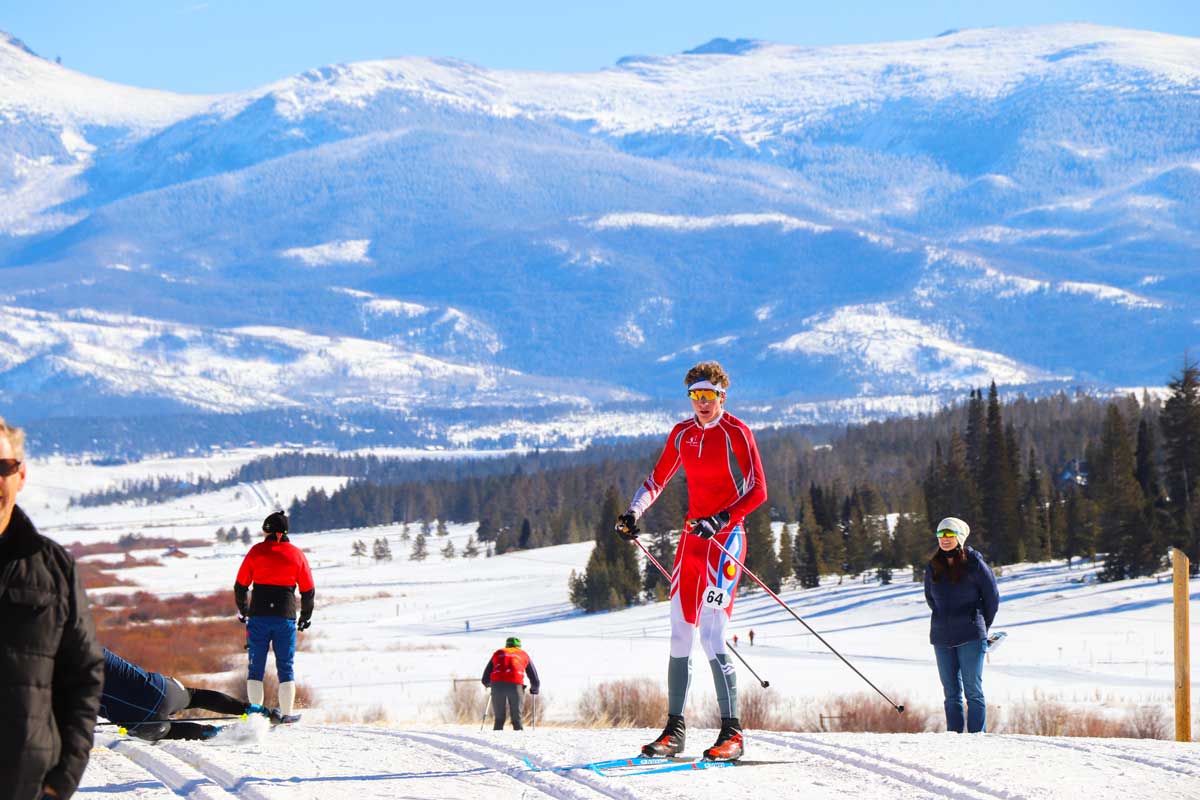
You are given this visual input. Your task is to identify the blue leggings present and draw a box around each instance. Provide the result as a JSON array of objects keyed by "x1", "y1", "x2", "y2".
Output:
[
  {"x1": 247, "y1": 616, "x2": 296, "y2": 682},
  {"x1": 934, "y1": 639, "x2": 986, "y2": 733}
]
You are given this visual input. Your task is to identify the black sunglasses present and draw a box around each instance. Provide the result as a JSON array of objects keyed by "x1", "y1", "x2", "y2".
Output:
[{"x1": 0, "y1": 459, "x2": 22, "y2": 478}]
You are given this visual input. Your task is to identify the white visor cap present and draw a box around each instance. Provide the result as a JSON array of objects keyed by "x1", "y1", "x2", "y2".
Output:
[{"x1": 936, "y1": 517, "x2": 970, "y2": 543}]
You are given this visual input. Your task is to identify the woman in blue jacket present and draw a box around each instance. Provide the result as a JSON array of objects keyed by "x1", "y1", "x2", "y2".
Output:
[{"x1": 924, "y1": 517, "x2": 999, "y2": 733}]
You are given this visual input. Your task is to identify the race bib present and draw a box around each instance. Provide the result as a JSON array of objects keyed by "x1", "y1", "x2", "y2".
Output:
[{"x1": 703, "y1": 585, "x2": 730, "y2": 610}]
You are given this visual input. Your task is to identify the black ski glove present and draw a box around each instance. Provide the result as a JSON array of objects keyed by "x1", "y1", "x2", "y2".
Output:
[
  {"x1": 237, "y1": 614, "x2": 248, "y2": 625},
  {"x1": 297, "y1": 618, "x2": 311, "y2": 631},
  {"x1": 614, "y1": 512, "x2": 640, "y2": 540},
  {"x1": 691, "y1": 511, "x2": 730, "y2": 539}
]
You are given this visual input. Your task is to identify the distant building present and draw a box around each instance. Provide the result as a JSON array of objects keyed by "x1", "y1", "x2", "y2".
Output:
[{"x1": 1055, "y1": 459, "x2": 1089, "y2": 490}]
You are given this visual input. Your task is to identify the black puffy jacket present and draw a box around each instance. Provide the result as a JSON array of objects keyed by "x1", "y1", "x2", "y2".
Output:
[{"x1": 0, "y1": 505, "x2": 104, "y2": 800}]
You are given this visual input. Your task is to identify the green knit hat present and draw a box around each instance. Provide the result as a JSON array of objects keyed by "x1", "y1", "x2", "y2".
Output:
[{"x1": 505, "y1": 636, "x2": 521, "y2": 648}]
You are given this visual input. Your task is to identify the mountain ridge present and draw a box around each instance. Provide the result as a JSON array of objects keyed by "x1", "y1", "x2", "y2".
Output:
[{"x1": 0, "y1": 24, "x2": 1196, "y2": 449}]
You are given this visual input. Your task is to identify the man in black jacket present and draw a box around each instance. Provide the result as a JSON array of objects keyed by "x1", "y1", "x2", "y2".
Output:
[{"x1": 0, "y1": 416, "x2": 104, "y2": 800}]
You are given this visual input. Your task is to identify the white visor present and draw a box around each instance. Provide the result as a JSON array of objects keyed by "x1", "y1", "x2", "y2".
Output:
[{"x1": 688, "y1": 380, "x2": 726, "y2": 394}]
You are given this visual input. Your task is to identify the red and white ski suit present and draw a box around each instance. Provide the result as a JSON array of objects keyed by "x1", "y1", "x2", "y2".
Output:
[{"x1": 629, "y1": 410, "x2": 767, "y2": 659}]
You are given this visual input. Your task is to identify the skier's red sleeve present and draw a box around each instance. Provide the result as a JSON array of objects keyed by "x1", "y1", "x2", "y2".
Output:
[
  {"x1": 629, "y1": 421, "x2": 687, "y2": 517},
  {"x1": 235, "y1": 547, "x2": 256, "y2": 587},
  {"x1": 296, "y1": 549, "x2": 314, "y2": 593},
  {"x1": 721, "y1": 420, "x2": 767, "y2": 522}
]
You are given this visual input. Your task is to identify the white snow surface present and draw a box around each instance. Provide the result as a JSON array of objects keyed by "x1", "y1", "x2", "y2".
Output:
[{"x1": 11, "y1": 451, "x2": 1196, "y2": 798}]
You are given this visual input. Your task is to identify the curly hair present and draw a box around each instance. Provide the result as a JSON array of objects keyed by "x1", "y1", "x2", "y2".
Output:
[
  {"x1": 0, "y1": 416, "x2": 25, "y2": 462},
  {"x1": 684, "y1": 361, "x2": 730, "y2": 389}
]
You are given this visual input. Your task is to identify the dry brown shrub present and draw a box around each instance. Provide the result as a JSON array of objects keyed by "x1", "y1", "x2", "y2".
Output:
[
  {"x1": 110, "y1": 553, "x2": 163, "y2": 569},
  {"x1": 444, "y1": 680, "x2": 490, "y2": 723},
  {"x1": 216, "y1": 672, "x2": 318, "y2": 710},
  {"x1": 1001, "y1": 696, "x2": 1070, "y2": 736},
  {"x1": 78, "y1": 562, "x2": 133, "y2": 589},
  {"x1": 577, "y1": 679, "x2": 666, "y2": 727},
  {"x1": 729, "y1": 685, "x2": 795, "y2": 731},
  {"x1": 1065, "y1": 711, "x2": 1124, "y2": 738},
  {"x1": 97, "y1": 619, "x2": 239, "y2": 676},
  {"x1": 825, "y1": 693, "x2": 933, "y2": 733},
  {"x1": 1121, "y1": 705, "x2": 1170, "y2": 740},
  {"x1": 97, "y1": 591, "x2": 230, "y2": 622},
  {"x1": 67, "y1": 538, "x2": 209, "y2": 558}
]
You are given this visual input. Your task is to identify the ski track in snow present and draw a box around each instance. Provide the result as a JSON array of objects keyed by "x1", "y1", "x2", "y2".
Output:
[
  {"x1": 105, "y1": 737, "x2": 241, "y2": 799},
  {"x1": 1004, "y1": 734, "x2": 1200, "y2": 778},
  {"x1": 756, "y1": 732, "x2": 1030, "y2": 800},
  {"x1": 318, "y1": 725, "x2": 639, "y2": 800}
]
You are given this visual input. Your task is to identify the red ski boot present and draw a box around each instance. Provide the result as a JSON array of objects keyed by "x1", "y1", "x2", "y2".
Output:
[
  {"x1": 641, "y1": 714, "x2": 686, "y2": 757},
  {"x1": 703, "y1": 717, "x2": 744, "y2": 761}
]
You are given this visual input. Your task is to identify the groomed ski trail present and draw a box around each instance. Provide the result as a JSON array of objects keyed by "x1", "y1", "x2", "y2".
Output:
[
  {"x1": 103, "y1": 736, "x2": 243, "y2": 799},
  {"x1": 318, "y1": 725, "x2": 642, "y2": 800},
  {"x1": 755, "y1": 732, "x2": 1033, "y2": 800}
]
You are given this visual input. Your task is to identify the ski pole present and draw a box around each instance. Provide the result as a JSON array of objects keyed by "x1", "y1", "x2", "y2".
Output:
[
  {"x1": 725, "y1": 640, "x2": 770, "y2": 688},
  {"x1": 96, "y1": 715, "x2": 247, "y2": 727},
  {"x1": 479, "y1": 690, "x2": 490, "y2": 731},
  {"x1": 705, "y1": 534, "x2": 905, "y2": 714},
  {"x1": 633, "y1": 537, "x2": 772, "y2": 688}
]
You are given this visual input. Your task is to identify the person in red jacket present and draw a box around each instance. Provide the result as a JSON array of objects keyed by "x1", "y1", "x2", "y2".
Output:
[
  {"x1": 615, "y1": 361, "x2": 767, "y2": 762},
  {"x1": 480, "y1": 636, "x2": 540, "y2": 730},
  {"x1": 234, "y1": 511, "x2": 314, "y2": 724}
]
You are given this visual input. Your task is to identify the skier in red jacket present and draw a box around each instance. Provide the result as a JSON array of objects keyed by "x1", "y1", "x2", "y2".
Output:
[
  {"x1": 615, "y1": 361, "x2": 766, "y2": 762},
  {"x1": 481, "y1": 636, "x2": 540, "y2": 730},
  {"x1": 234, "y1": 510, "x2": 314, "y2": 724}
]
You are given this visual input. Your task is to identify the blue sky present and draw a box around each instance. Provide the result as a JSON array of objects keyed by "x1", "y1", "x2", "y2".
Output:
[{"x1": 5, "y1": 0, "x2": 1198, "y2": 93}]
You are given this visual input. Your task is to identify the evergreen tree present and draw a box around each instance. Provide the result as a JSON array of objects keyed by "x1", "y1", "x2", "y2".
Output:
[
  {"x1": 777, "y1": 523, "x2": 795, "y2": 584},
  {"x1": 241, "y1": 527, "x2": 252, "y2": 545},
  {"x1": 436, "y1": 519, "x2": 449, "y2": 536},
  {"x1": 742, "y1": 508, "x2": 780, "y2": 593},
  {"x1": 400, "y1": 522, "x2": 411, "y2": 541},
  {"x1": 518, "y1": 518, "x2": 532, "y2": 550},
  {"x1": 965, "y1": 387, "x2": 987, "y2": 485},
  {"x1": 351, "y1": 539, "x2": 367, "y2": 563},
  {"x1": 1161, "y1": 357, "x2": 1200, "y2": 569},
  {"x1": 1020, "y1": 448, "x2": 1049, "y2": 561},
  {"x1": 462, "y1": 535, "x2": 481, "y2": 558},
  {"x1": 793, "y1": 501, "x2": 823, "y2": 588},
  {"x1": 578, "y1": 486, "x2": 642, "y2": 611},
  {"x1": 441, "y1": 539, "x2": 456, "y2": 559},
  {"x1": 1095, "y1": 404, "x2": 1160, "y2": 580},
  {"x1": 214, "y1": 526, "x2": 227, "y2": 543},
  {"x1": 642, "y1": 529, "x2": 676, "y2": 601},
  {"x1": 421, "y1": 519, "x2": 433, "y2": 536},
  {"x1": 843, "y1": 497, "x2": 873, "y2": 577},
  {"x1": 373, "y1": 537, "x2": 393, "y2": 561},
  {"x1": 409, "y1": 533, "x2": 428, "y2": 561},
  {"x1": 980, "y1": 383, "x2": 1021, "y2": 563},
  {"x1": 1063, "y1": 490, "x2": 1097, "y2": 567}
]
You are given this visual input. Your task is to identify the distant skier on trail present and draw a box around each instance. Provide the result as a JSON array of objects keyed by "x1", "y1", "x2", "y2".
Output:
[
  {"x1": 614, "y1": 361, "x2": 767, "y2": 762},
  {"x1": 99, "y1": 648, "x2": 270, "y2": 741},
  {"x1": 481, "y1": 636, "x2": 540, "y2": 730},
  {"x1": 925, "y1": 517, "x2": 999, "y2": 733},
  {"x1": 234, "y1": 510, "x2": 315, "y2": 724}
]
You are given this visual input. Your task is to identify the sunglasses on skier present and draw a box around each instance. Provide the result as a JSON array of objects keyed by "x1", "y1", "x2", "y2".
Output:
[
  {"x1": 688, "y1": 389, "x2": 724, "y2": 403},
  {"x1": 0, "y1": 459, "x2": 21, "y2": 478},
  {"x1": 936, "y1": 529, "x2": 960, "y2": 539}
]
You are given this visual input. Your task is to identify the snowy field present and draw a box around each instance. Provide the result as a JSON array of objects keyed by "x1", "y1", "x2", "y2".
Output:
[{"x1": 15, "y1": 454, "x2": 1197, "y2": 799}]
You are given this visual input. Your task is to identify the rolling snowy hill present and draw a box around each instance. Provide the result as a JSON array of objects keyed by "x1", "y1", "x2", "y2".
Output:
[
  {"x1": 1, "y1": 25, "x2": 1198, "y2": 448},
  {"x1": 18, "y1": 451, "x2": 1197, "y2": 798}
]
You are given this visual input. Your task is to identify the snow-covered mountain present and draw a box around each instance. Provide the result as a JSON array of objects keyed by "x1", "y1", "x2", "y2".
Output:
[{"x1": 1, "y1": 25, "x2": 1197, "y2": 446}]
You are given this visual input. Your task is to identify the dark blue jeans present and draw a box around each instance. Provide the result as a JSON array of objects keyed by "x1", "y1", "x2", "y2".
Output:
[
  {"x1": 934, "y1": 639, "x2": 986, "y2": 733},
  {"x1": 247, "y1": 616, "x2": 296, "y2": 682}
]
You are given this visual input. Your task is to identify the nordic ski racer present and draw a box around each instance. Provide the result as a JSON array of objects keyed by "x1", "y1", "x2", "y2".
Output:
[
  {"x1": 615, "y1": 361, "x2": 767, "y2": 761},
  {"x1": 234, "y1": 510, "x2": 314, "y2": 723},
  {"x1": 480, "y1": 636, "x2": 540, "y2": 730},
  {"x1": 100, "y1": 648, "x2": 270, "y2": 741}
]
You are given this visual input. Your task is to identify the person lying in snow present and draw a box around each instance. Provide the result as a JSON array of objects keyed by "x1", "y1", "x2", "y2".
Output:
[{"x1": 100, "y1": 648, "x2": 270, "y2": 741}]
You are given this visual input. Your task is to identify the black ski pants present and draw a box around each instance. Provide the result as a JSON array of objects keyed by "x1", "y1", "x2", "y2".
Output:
[{"x1": 490, "y1": 682, "x2": 524, "y2": 730}]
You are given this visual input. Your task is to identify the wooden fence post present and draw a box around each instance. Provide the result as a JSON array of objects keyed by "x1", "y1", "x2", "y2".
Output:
[{"x1": 1175, "y1": 548, "x2": 1191, "y2": 742}]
